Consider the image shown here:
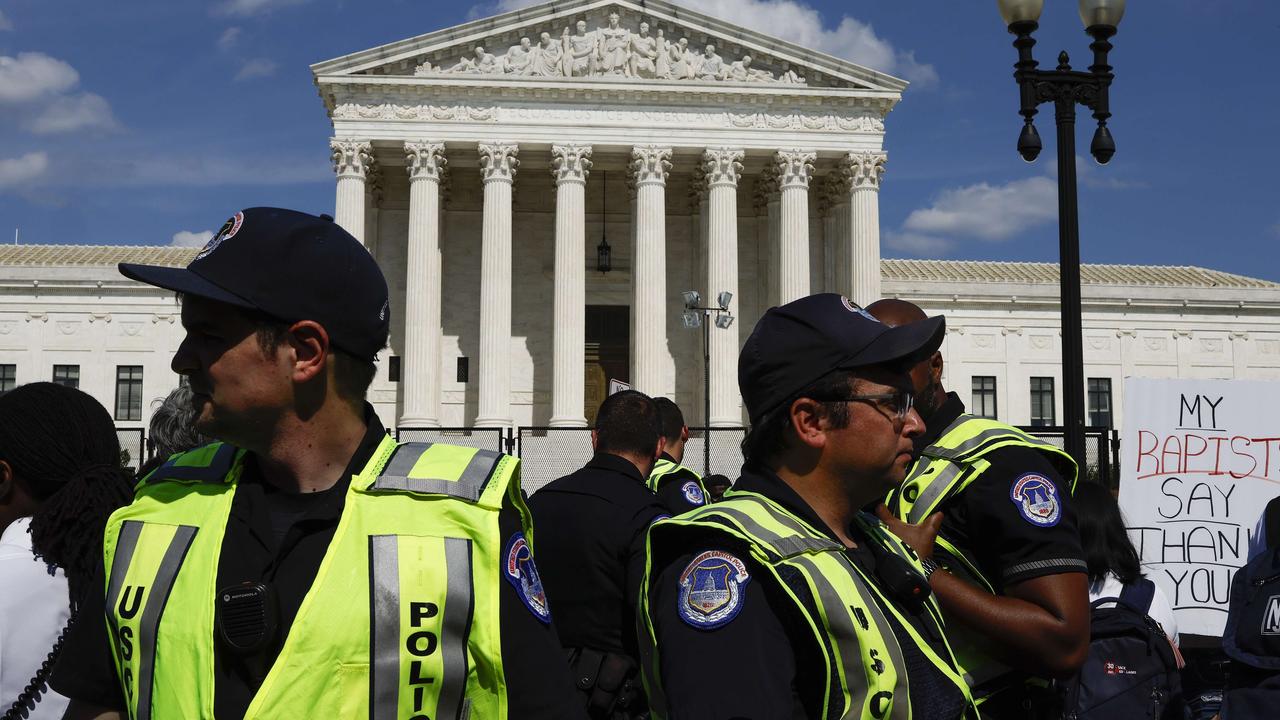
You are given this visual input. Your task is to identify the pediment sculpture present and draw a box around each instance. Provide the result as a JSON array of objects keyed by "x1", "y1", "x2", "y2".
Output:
[{"x1": 414, "y1": 11, "x2": 807, "y2": 85}]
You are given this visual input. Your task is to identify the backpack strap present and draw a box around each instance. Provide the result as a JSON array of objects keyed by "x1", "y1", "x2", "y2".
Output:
[{"x1": 1117, "y1": 578, "x2": 1156, "y2": 615}]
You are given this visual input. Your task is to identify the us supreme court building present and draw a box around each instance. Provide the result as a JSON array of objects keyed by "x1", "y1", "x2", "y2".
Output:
[{"x1": 4, "y1": 0, "x2": 1280, "y2": 475}]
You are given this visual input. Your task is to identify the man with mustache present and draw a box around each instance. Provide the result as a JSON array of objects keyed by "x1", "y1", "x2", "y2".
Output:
[{"x1": 638, "y1": 294, "x2": 977, "y2": 719}]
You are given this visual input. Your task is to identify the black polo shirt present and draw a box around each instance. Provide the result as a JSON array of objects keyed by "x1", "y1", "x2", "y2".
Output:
[
  {"x1": 918, "y1": 393, "x2": 1087, "y2": 590},
  {"x1": 527, "y1": 452, "x2": 668, "y2": 660},
  {"x1": 51, "y1": 409, "x2": 584, "y2": 719},
  {"x1": 648, "y1": 465, "x2": 968, "y2": 719},
  {"x1": 652, "y1": 452, "x2": 708, "y2": 515}
]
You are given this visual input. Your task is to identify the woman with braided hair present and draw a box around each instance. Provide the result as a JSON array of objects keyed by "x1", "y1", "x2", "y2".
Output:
[{"x1": 0, "y1": 383, "x2": 133, "y2": 719}]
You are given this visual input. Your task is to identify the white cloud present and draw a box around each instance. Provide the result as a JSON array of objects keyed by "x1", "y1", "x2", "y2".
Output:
[
  {"x1": 902, "y1": 176, "x2": 1058, "y2": 242},
  {"x1": 170, "y1": 230, "x2": 214, "y2": 248},
  {"x1": 215, "y1": 0, "x2": 309, "y2": 17},
  {"x1": 218, "y1": 27, "x2": 242, "y2": 51},
  {"x1": 0, "y1": 53, "x2": 79, "y2": 103},
  {"x1": 235, "y1": 58, "x2": 277, "y2": 81},
  {"x1": 484, "y1": 0, "x2": 937, "y2": 86},
  {"x1": 885, "y1": 231, "x2": 954, "y2": 256},
  {"x1": 1270, "y1": 221, "x2": 1280, "y2": 239},
  {"x1": 0, "y1": 152, "x2": 49, "y2": 190},
  {"x1": 0, "y1": 10, "x2": 13, "y2": 31},
  {"x1": 28, "y1": 92, "x2": 119, "y2": 134}
]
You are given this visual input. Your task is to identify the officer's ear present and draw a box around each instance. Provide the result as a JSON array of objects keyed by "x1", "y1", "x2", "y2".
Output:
[
  {"x1": 680, "y1": 425, "x2": 690, "y2": 443},
  {"x1": 655, "y1": 435, "x2": 667, "y2": 461},
  {"x1": 286, "y1": 320, "x2": 330, "y2": 385},
  {"x1": 787, "y1": 397, "x2": 829, "y2": 452},
  {"x1": 590, "y1": 428, "x2": 600, "y2": 451},
  {"x1": 929, "y1": 351, "x2": 943, "y2": 384}
]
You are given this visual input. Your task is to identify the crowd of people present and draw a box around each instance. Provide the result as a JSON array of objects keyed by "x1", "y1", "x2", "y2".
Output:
[{"x1": 0, "y1": 206, "x2": 1275, "y2": 719}]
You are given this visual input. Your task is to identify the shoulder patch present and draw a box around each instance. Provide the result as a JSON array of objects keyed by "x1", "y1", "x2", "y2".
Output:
[
  {"x1": 677, "y1": 550, "x2": 750, "y2": 629},
  {"x1": 503, "y1": 532, "x2": 551, "y2": 624},
  {"x1": 681, "y1": 480, "x2": 706, "y2": 506},
  {"x1": 649, "y1": 513, "x2": 672, "y2": 526},
  {"x1": 1009, "y1": 472, "x2": 1062, "y2": 527}
]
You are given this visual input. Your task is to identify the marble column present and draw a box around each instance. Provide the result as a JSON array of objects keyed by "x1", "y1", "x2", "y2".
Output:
[
  {"x1": 330, "y1": 139, "x2": 374, "y2": 244},
  {"x1": 475, "y1": 142, "x2": 519, "y2": 428},
  {"x1": 549, "y1": 144, "x2": 592, "y2": 428},
  {"x1": 630, "y1": 145, "x2": 673, "y2": 396},
  {"x1": 841, "y1": 151, "x2": 887, "y2": 306},
  {"x1": 775, "y1": 149, "x2": 816, "y2": 303},
  {"x1": 399, "y1": 142, "x2": 446, "y2": 428},
  {"x1": 703, "y1": 147, "x2": 744, "y2": 427},
  {"x1": 754, "y1": 168, "x2": 780, "y2": 311}
]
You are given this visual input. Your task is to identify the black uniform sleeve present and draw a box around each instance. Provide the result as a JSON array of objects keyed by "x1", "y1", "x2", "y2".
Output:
[
  {"x1": 625, "y1": 500, "x2": 669, "y2": 625},
  {"x1": 654, "y1": 469, "x2": 708, "y2": 516},
  {"x1": 498, "y1": 504, "x2": 589, "y2": 720},
  {"x1": 956, "y1": 445, "x2": 1087, "y2": 589},
  {"x1": 48, "y1": 560, "x2": 125, "y2": 709},
  {"x1": 649, "y1": 548, "x2": 804, "y2": 720}
]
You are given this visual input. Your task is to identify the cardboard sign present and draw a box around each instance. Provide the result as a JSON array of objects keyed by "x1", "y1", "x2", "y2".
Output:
[
  {"x1": 1120, "y1": 378, "x2": 1280, "y2": 637},
  {"x1": 608, "y1": 379, "x2": 631, "y2": 396}
]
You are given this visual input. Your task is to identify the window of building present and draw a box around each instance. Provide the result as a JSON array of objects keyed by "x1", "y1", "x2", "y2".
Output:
[
  {"x1": 0, "y1": 365, "x2": 14, "y2": 393},
  {"x1": 1030, "y1": 377, "x2": 1056, "y2": 427},
  {"x1": 971, "y1": 376, "x2": 998, "y2": 419},
  {"x1": 389, "y1": 356, "x2": 401, "y2": 383},
  {"x1": 1088, "y1": 378, "x2": 1113, "y2": 428},
  {"x1": 115, "y1": 366, "x2": 144, "y2": 421},
  {"x1": 52, "y1": 365, "x2": 79, "y2": 389}
]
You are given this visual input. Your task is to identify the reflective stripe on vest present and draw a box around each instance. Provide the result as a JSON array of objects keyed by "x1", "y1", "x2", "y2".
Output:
[
  {"x1": 640, "y1": 491, "x2": 974, "y2": 720},
  {"x1": 103, "y1": 436, "x2": 521, "y2": 720},
  {"x1": 647, "y1": 458, "x2": 709, "y2": 503},
  {"x1": 891, "y1": 415, "x2": 1078, "y2": 525},
  {"x1": 886, "y1": 416, "x2": 1079, "y2": 698}
]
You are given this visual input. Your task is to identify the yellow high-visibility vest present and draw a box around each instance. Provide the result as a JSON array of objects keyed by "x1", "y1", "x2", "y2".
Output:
[
  {"x1": 886, "y1": 414, "x2": 1078, "y2": 696},
  {"x1": 648, "y1": 458, "x2": 710, "y2": 507},
  {"x1": 103, "y1": 435, "x2": 527, "y2": 720},
  {"x1": 639, "y1": 490, "x2": 976, "y2": 720}
]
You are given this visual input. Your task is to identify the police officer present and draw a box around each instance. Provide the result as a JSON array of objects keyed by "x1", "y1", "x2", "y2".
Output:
[
  {"x1": 528, "y1": 390, "x2": 668, "y2": 719},
  {"x1": 50, "y1": 208, "x2": 585, "y2": 720},
  {"x1": 870, "y1": 298, "x2": 1089, "y2": 717},
  {"x1": 639, "y1": 294, "x2": 977, "y2": 720},
  {"x1": 648, "y1": 398, "x2": 711, "y2": 514}
]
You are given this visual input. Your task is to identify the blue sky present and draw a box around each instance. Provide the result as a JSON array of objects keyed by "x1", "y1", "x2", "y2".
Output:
[{"x1": 1, "y1": 0, "x2": 1277, "y2": 280}]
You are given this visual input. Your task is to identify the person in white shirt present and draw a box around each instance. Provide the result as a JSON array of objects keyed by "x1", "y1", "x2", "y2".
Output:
[
  {"x1": 1075, "y1": 482, "x2": 1180, "y2": 645},
  {"x1": 0, "y1": 383, "x2": 132, "y2": 719}
]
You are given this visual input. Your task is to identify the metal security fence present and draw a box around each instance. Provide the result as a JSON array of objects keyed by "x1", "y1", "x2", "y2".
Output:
[
  {"x1": 515, "y1": 427, "x2": 594, "y2": 495},
  {"x1": 1020, "y1": 426, "x2": 1119, "y2": 488},
  {"x1": 395, "y1": 427, "x2": 510, "y2": 454},
  {"x1": 512, "y1": 426, "x2": 748, "y2": 495},
  {"x1": 116, "y1": 428, "x2": 146, "y2": 472},
  {"x1": 681, "y1": 427, "x2": 747, "y2": 479}
]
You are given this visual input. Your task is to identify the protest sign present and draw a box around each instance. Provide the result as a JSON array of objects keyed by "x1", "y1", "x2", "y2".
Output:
[{"x1": 1120, "y1": 378, "x2": 1280, "y2": 637}]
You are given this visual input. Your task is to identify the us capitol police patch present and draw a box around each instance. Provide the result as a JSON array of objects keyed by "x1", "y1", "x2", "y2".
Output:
[
  {"x1": 678, "y1": 550, "x2": 750, "y2": 629},
  {"x1": 503, "y1": 532, "x2": 551, "y2": 624},
  {"x1": 681, "y1": 480, "x2": 706, "y2": 506},
  {"x1": 1009, "y1": 472, "x2": 1062, "y2": 527}
]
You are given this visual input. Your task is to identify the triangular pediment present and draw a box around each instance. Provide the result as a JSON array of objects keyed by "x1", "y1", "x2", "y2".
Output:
[{"x1": 311, "y1": 0, "x2": 906, "y2": 93}]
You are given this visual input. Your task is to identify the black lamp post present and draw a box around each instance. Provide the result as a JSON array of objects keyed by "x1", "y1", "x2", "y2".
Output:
[
  {"x1": 998, "y1": 0, "x2": 1125, "y2": 465},
  {"x1": 597, "y1": 171, "x2": 612, "y2": 273},
  {"x1": 681, "y1": 290, "x2": 735, "y2": 474}
]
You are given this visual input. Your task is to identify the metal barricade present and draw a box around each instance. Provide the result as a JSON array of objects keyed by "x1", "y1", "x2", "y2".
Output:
[
  {"x1": 1020, "y1": 425, "x2": 1118, "y2": 489},
  {"x1": 395, "y1": 427, "x2": 509, "y2": 454},
  {"x1": 682, "y1": 427, "x2": 747, "y2": 480},
  {"x1": 116, "y1": 427, "x2": 146, "y2": 473},
  {"x1": 515, "y1": 427, "x2": 594, "y2": 495}
]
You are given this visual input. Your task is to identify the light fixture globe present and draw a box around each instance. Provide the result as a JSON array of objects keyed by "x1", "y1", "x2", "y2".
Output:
[
  {"x1": 1078, "y1": 0, "x2": 1125, "y2": 30},
  {"x1": 997, "y1": 0, "x2": 1044, "y2": 26}
]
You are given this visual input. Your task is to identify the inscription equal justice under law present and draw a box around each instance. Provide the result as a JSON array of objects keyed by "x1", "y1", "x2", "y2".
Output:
[{"x1": 1128, "y1": 393, "x2": 1280, "y2": 613}]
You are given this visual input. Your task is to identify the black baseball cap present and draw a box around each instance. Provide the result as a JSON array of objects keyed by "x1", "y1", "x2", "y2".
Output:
[
  {"x1": 119, "y1": 207, "x2": 390, "y2": 361},
  {"x1": 739, "y1": 293, "x2": 945, "y2": 424}
]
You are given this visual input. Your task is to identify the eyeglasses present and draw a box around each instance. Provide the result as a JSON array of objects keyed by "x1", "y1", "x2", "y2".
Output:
[{"x1": 811, "y1": 389, "x2": 914, "y2": 424}]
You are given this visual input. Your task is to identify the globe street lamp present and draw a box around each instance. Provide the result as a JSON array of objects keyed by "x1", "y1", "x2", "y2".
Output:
[
  {"x1": 998, "y1": 0, "x2": 1125, "y2": 465},
  {"x1": 681, "y1": 290, "x2": 735, "y2": 474}
]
